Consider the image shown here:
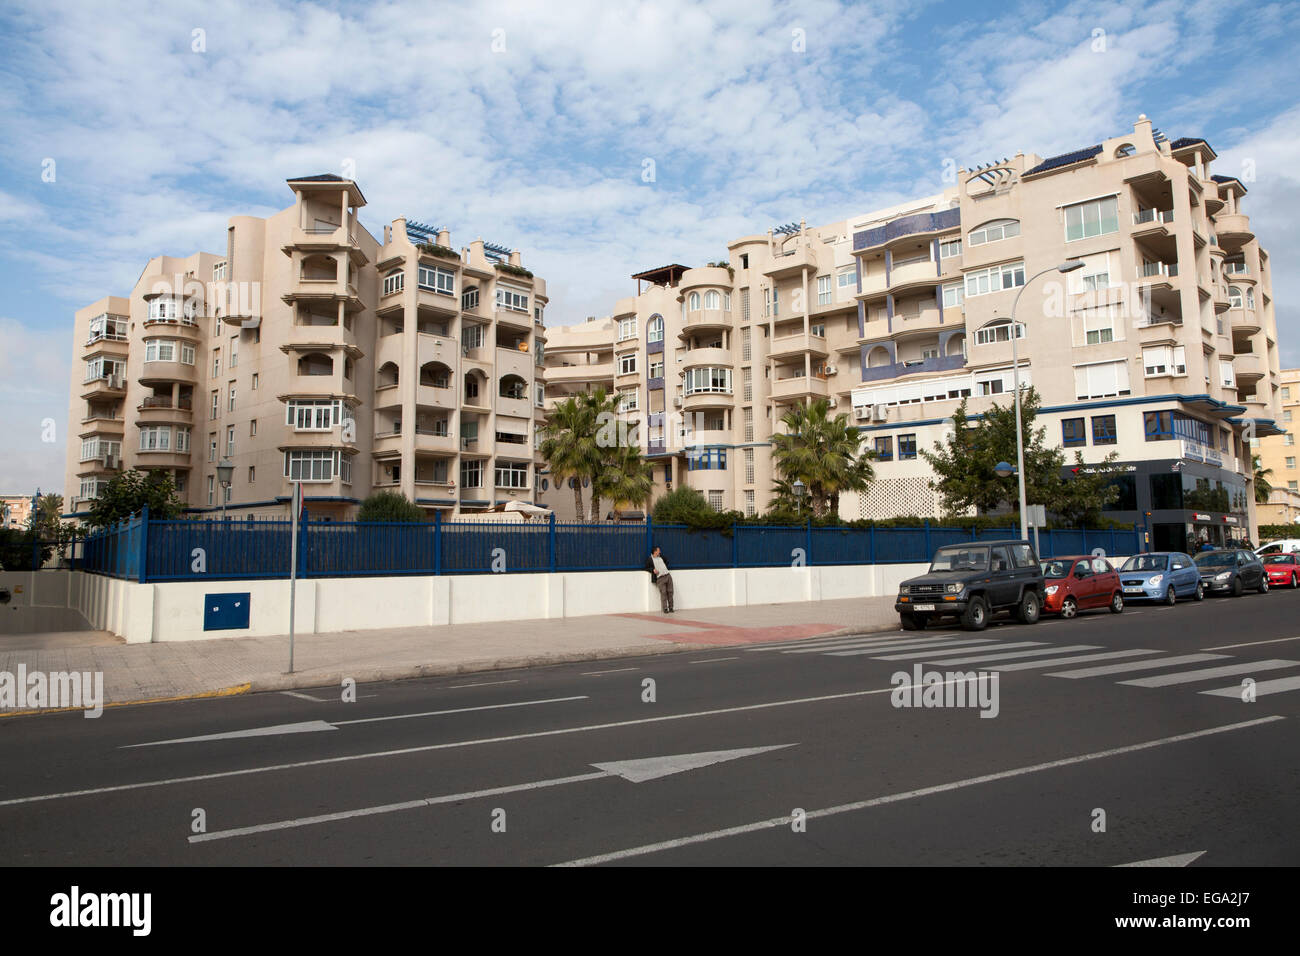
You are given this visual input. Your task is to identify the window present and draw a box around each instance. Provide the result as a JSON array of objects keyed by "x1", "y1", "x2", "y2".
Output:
[
  {"x1": 939, "y1": 238, "x2": 962, "y2": 258},
  {"x1": 703, "y1": 290, "x2": 721, "y2": 310},
  {"x1": 175, "y1": 428, "x2": 190, "y2": 453},
  {"x1": 968, "y1": 220, "x2": 1020, "y2": 246},
  {"x1": 1283, "y1": 387, "x2": 1291, "y2": 400},
  {"x1": 1144, "y1": 410, "x2": 1174, "y2": 440},
  {"x1": 1220, "y1": 360, "x2": 1235, "y2": 388},
  {"x1": 224, "y1": 426, "x2": 234, "y2": 457},
  {"x1": 648, "y1": 359, "x2": 664, "y2": 379},
  {"x1": 495, "y1": 462, "x2": 529, "y2": 489},
  {"x1": 1286, "y1": 433, "x2": 1295, "y2": 447},
  {"x1": 139, "y1": 426, "x2": 171, "y2": 451},
  {"x1": 1247, "y1": 287, "x2": 1256, "y2": 309},
  {"x1": 536, "y1": 383, "x2": 544, "y2": 407},
  {"x1": 143, "y1": 339, "x2": 177, "y2": 363},
  {"x1": 458, "y1": 325, "x2": 484, "y2": 353},
  {"x1": 619, "y1": 353, "x2": 637, "y2": 375},
  {"x1": 811, "y1": 323, "x2": 825, "y2": 337},
  {"x1": 284, "y1": 449, "x2": 344, "y2": 482},
  {"x1": 1285, "y1": 410, "x2": 1293, "y2": 423},
  {"x1": 965, "y1": 261, "x2": 1025, "y2": 298},
  {"x1": 817, "y1": 275, "x2": 832, "y2": 305},
  {"x1": 1142, "y1": 346, "x2": 1186, "y2": 377},
  {"x1": 228, "y1": 383, "x2": 236, "y2": 412},
  {"x1": 1291, "y1": 481, "x2": 1299, "y2": 492},
  {"x1": 1062, "y1": 418, "x2": 1087, "y2": 447},
  {"x1": 617, "y1": 316, "x2": 637, "y2": 341},
  {"x1": 1064, "y1": 196, "x2": 1119, "y2": 242},
  {"x1": 208, "y1": 436, "x2": 216, "y2": 463},
  {"x1": 286, "y1": 399, "x2": 347, "y2": 431},
  {"x1": 1080, "y1": 305, "x2": 1119, "y2": 345},
  {"x1": 941, "y1": 282, "x2": 964, "y2": 308},
  {"x1": 249, "y1": 419, "x2": 257, "y2": 437},
  {"x1": 1092, "y1": 415, "x2": 1117, "y2": 445},
  {"x1": 618, "y1": 387, "x2": 639, "y2": 412},
  {"x1": 898, "y1": 434, "x2": 917, "y2": 460},
  {"x1": 973, "y1": 320, "x2": 1025, "y2": 345},
  {"x1": 741, "y1": 288, "x2": 751, "y2": 320},
  {"x1": 874, "y1": 436, "x2": 893, "y2": 461},
  {"x1": 212, "y1": 349, "x2": 220, "y2": 376},
  {"x1": 744, "y1": 489, "x2": 756, "y2": 516},
  {"x1": 1074, "y1": 360, "x2": 1131, "y2": 400},
  {"x1": 1228, "y1": 286, "x2": 1243, "y2": 309},
  {"x1": 647, "y1": 315, "x2": 664, "y2": 343},
  {"x1": 251, "y1": 373, "x2": 258, "y2": 390},
  {"x1": 418, "y1": 264, "x2": 455, "y2": 295},
  {"x1": 744, "y1": 447, "x2": 754, "y2": 482},
  {"x1": 686, "y1": 448, "x2": 727, "y2": 471},
  {"x1": 181, "y1": 343, "x2": 196, "y2": 365},
  {"x1": 744, "y1": 406, "x2": 753, "y2": 441},
  {"x1": 743, "y1": 367, "x2": 752, "y2": 401},
  {"x1": 688, "y1": 292, "x2": 701, "y2": 310},
  {"x1": 837, "y1": 266, "x2": 855, "y2": 288},
  {"x1": 683, "y1": 367, "x2": 732, "y2": 395},
  {"x1": 248, "y1": 466, "x2": 255, "y2": 483},
  {"x1": 382, "y1": 269, "x2": 404, "y2": 296},
  {"x1": 741, "y1": 328, "x2": 751, "y2": 361},
  {"x1": 213, "y1": 261, "x2": 227, "y2": 281},
  {"x1": 1286, "y1": 457, "x2": 1296, "y2": 469},
  {"x1": 495, "y1": 283, "x2": 529, "y2": 313},
  {"x1": 207, "y1": 475, "x2": 215, "y2": 506},
  {"x1": 460, "y1": 459, "x2": 483, "y2": 488},
  {"x1": 210, "y1": 390, "x2": 219, "y2": 420},
  {"x1": 708, "y1": 490, "x2": 724, "y2": 511},
  {"x1": 462, "y1": 286, "x2": 479, "y2": 311},
  {"x1": 229, "y1": 335, "x2": 238, "y2": 368},
  {"x1": 772, "y1": 287, "x2": 779, "y2": 317}
]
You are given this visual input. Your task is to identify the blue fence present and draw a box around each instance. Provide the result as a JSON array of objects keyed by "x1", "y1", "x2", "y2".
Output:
[{"x1": 78, "y1": 511, "x2": 1144, "y2": 583}]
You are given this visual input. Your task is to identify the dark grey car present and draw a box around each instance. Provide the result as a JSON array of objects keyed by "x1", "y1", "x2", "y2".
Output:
[{"x1": 1194, "y1": 549, "x2": 1268, "y2": 596}]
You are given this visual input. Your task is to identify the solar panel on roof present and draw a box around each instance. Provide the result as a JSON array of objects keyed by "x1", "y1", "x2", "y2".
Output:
[{"x1": 1024, "y1": 145, "x2": 1102, "y2": 175}]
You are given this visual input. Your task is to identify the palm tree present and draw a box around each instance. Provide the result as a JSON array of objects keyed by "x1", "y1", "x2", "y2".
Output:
[
  {"x1": 539, "y1": 395, "x2": 599, "y2": 520},
  {"x1": 594, "y1": 442, "x2": 655, "y2": 518},
  {"x1": 583, "y1": 389, "x2": 622, "y2": 520},
  {"x1": 770, "y1": 399, "x2": 874, "y2": 517},
  {"x1": 1254, "y1": 454, "x2": 1274, "y2": 504}
]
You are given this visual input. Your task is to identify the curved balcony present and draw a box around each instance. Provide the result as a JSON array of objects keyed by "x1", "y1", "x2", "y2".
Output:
[
  {"x1": 770, "y1": 374, "x2": 830, "y2": 401},
  {"x1": 137, "y1": 359, "x2": 198, "y2": 386},
  {"x1": 679, "y1": 308, "x2": 731, "y2": 334},
  {"x1": 136, "y1": 396, "x2": 193, "y2": 426},
  {"x1": 768, "y1": 331, "x2": 828, "y2": 360},
  {"x1": 854, "y1": 208, "x2": 962, "y2": 252},
  {"x1": 887, "y1": 257, "x2": 939, "y2": 294},
  {"x1": 1232, "y1": 352, "x2": 1265, "y2": 383},
  {"x1": 135, "y1": 448, "x2": 192, "y2": 470},
  {"x1": 281, "y1": 224, "x2": 367, "y2": 265},
  {"x1": 681, "y1": 389, "x2": 734, "y2": 412},
  {"x1": 281, "y1": 279, "x2": 363, "y2": 311},
  {"x1": 79, "y1": 416, "x2": 124, "y2": 439},
  {"x1": 142, "y1": 317, "x2": 201, "y2": 338},
  {"x1": 81, "y1": 376, "x2": 127, "y2": 401},
  {"x1": 678, "y1": 266, "x2": 734, "y2": 292},
  {"x1": 1228, "y1": 309, "x2": 1261, "y2": 335},
  {"x1": 681, "y1": 346, "x2": 734, "y2": 368},
  {"x1": 1215, "y1": 213, "x2": 1253, "y2": 245}
]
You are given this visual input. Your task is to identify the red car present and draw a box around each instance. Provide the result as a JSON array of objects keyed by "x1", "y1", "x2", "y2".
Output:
[
  {"x1": 1263, "y1": 553, "x2": 1300, "y2": 588},
  {"x1": 1040, "y1": 555, "x2": 1124, "y2": 618}
]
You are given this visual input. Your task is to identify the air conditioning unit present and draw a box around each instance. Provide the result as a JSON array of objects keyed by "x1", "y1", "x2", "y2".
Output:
[
  {"x1": 674, "y1": 396, "x2": 683, "y2": 407},
  {"x1": 854, "y1": 406, "x2": 870, "y2": 421},
  {"x1": 871, "y1": 404, "x2": 888, "y2": 422},
  {"x1": 827, "y1": 397, "x2": 838, "y2": 408},
  {"x1": 823, "y1": 365, "x2": 837, "y2": 376}
]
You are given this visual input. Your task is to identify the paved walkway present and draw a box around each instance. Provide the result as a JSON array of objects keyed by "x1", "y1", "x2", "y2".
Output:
[{"x1": 0, "y1": 597, "x2": 899, "y2": 710}]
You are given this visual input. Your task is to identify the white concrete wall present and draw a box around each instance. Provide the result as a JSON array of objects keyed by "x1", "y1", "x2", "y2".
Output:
[
  {"x1": 45, "y1": 563, "x2": 930, "y2": 644},
  {"x1": 0, "y1": 571, "x2": 93, "y2": 633}
]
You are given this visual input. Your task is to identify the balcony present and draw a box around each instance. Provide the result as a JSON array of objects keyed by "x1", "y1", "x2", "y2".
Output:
[
  {"x1": 854, "y1": 208, "x2": 962, "y2": 251},
  {"x1": 1215, "y1": 213, "x2": 1253, "y2": 245},
  {"x1": 79, "y1": 416, "x2": 124, "y2": 439},
  {"x1": 770, "y1": 374, "x2": 830, "y2": 401},
  {"x1": 1233, "y1": 352, "x2": 1265, "y2": 383},
  {"x1": 1131, "y1": 207, "x2": 1174, "y2": 238},
  {"x1": 416, "y1": 382, "x2": 456, "y2": 410},
  {"x1": 768, "y1": 331, "x2": 828, "y2": 359},
  {"x1": 84, "y1": 334, "x2": 128, "y2": 357},
  {"x1": 138, "y1": 359, "x2": 198, "y2": 386},
  {"x1": 81, "y1": 375, "x2": 126, "y2": 400},
  {"x1": 281, "y1": 276, "x2": 363, "y2": 311},
  {"x1": 680, "y1": 308, "x2": 731, "y2": 334},
  {"x1": 1229, "y1": 308, "x2": 1261, "y2": 335},
  {"x1": 414, "y1": 428, "x2": 458, "y2": 454},
  {"x1": 764, "y1": 244, "x2": 817, "y2": 279},
  {"x1": 681, "y1": 389, "x2": 734, "y2": 412},
  {"x1": 546, "y1": 362, "x2": 613, "y2": 384},
  {"x1": 493, "y1": 306, "x2": 533, "y2": 331},
  {"x1": 282, "y1": 224, "x2": 367, "y2": 264},
  {"x1": 137, "y1": 395, "x2": 193, "y2": 425},
  {"x1": 888, "y1": 257, "x2": 939, "y2": 293},
  {"x1": 1136, "y1": 260, "x2": 1179, "y2": 292},
  {"x1": 860, "y1": 354, "x2": 967, "y2": 383},
  {"x1": 372, "y1": 429, "x2": 402, "y2": 457},
  {"x1": 141, "y1": 317, "x2": 201, "y2": 337},
  {"x1": 286, "y1": 320, "x2": 357, "y2": 350},
  {"x1": 858, "y1": 268, "x2": 889, "y2": 299},
  {"x1": 681, "y1": 346, "x2": 734, "y2": 368}
]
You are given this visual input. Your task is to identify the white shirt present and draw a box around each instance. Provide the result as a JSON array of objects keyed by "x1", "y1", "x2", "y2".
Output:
[{"x1": 652, "y1": 555, "x2": 668, "y2": 576}]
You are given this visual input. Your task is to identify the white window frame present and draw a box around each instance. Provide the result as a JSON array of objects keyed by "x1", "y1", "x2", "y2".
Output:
[
  {"x1": 617, "y1": 316, "x2": 637, "y2": 341},
  {"x1": 968, "y1": 220, "x2": 1020, "y2": 246},
  {"x1": 647, "y1": 315, "x2": 664, "y2": 343},
  {"x1": 139, "y1": 426, "x2": 171, "y2": 451},
  {"x1": 495, "y1": 283, "x2": 529, "y2": 312},
  {"x1": 382, "y1": 269, "x2": 404, "y2": 296},
  {"x1": 941, "y1": 281, "x2": 964, "y2": 308},
  {"x1": 418, "y1": 264, "x2": 456, "y2": 295},
  {"x1": 817, "y1": 275, "x2": 832, "y2": 305},
  {"x1": 619, "y1": 353, "x2": 638, "y2": 375},
  {"x1": 648, "y1": 359, "x2": 664, "y2": 379},
  {"x1": 684, "y1": 367, "x2": 732, "y2": 395},
  {"x1": 1063, "y1": 196, "x2": 1119, "y2": 242},
  {"x1": 618, "y1": 387, "x2": 639, "y2": 412},
  {"x1": 973, "y1": 320, "x2": 1025, "y2": 346},
  {"x1": 938, "y1": 238, "x2": 962, "y2": 258},
  {"x1": 284, "y1": 449, "x2": 340, "y2": 483},
  {"x1": 286, "y1": 399, "x2": 346, "y2": 431},
  {"x1": 1074, "y1": 360, "x2": 1132, "y2": 400},
  {"x1": 494, "y1": 461, "x2": 529, "y2": 489},
  {"x1": 964, "y1": 261, "x2": 1025, "y2": 298}
]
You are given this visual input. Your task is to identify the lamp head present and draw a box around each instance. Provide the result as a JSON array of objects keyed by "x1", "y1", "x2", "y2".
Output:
[{"x1": 994, "y1": 461, "x2": 1015, "y2": 478}]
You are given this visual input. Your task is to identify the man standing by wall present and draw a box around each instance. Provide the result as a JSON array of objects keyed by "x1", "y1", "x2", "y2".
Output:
[{"x1": 645, "y1": 545, "x2": 674, "y2": 613}]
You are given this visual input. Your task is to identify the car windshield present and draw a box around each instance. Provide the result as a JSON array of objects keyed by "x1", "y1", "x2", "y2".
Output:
[
  {"x1": 1041, "y1": 560, "x2": 1073, "y2": 579},
  {"x1": 1121, "y1": 554, "x2": 1167, "y2": 572},
  {"x1": 1265, "y1": 554, "x2": 1296, "y2": 565},
  {"x1": 1195, "y1": 552, "x2": 1236, "y2": 568},
  {"x1": 930, "y1": 546, "x2": 989, "y2": 572}
]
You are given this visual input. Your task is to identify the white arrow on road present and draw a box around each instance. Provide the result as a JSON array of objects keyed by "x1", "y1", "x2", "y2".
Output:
[
  {"x1": 123, "y1": 696, "x2": 589, "y2": 748},
  {"x1": 1115, "y1": 850, "x2": 1206, "y2": 867},
  {"x1": 189, "y1": 744, "x2": 794, "y2": 844}
]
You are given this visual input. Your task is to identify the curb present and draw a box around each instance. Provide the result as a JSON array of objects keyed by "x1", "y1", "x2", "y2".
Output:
[{"x1": 0, "y1": 682, "x2": 252, "y2": 720}]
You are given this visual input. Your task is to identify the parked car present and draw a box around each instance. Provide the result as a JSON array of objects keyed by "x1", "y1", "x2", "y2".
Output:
[
  {"x1": 1041, "y1": 555, "x2": 1124, "y2": 618},
  {"x1": 1117, "y1": 552, "x2": 1203, "y2": 604},
  {"x1": 1262, "y1": 553, "x2": 1300, "y2": 589},
  {"x1": 1256, "y1": 539, "x2": 1300, "y2": 558},
  {"x1": 1195, "y1": 549, "x2": 1268, "y2": 596},
  {"x1": 896, "y1": 539, "x2": 1044, "y2": 631}
]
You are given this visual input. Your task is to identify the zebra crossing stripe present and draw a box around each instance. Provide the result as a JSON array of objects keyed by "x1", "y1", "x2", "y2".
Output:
[
  {"x1": 1046, "y1": 653, "x2": 1229, "y2": 679},
  {"x1": 1201, "y1": 675, "x2": 1300, "y2": 698},
  {"x1": 746, "y1": 633, "x2": 959, "y2": 652},
  {"x1": 917, "y1": 644, "x2": 1102, "y2": 667},
  {"x1": 778, "y1": 634, "x2": 976, "y2": 652},
  {"x1": 814, "y1": 638, "x2": 997, "y2": 656},
  {"x1": 1121, "y1": 659, "x2": 1300, "y2": 688},
  {"x1": 868, "y1": 641, "x2": 1045, "y2": 661},
  {"x1": 989, "y1": 649, "x2": 1163, "y2": 671}
]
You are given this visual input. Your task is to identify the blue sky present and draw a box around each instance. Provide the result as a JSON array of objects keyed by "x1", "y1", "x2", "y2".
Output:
[{"x1": 2, "y1": 0, "x2": 1298, "y2": 494}]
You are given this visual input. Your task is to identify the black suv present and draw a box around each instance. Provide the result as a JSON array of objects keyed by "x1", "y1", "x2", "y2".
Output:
[{"x1": 896, "y1": 539, "x2": 1045, "y2": 631}]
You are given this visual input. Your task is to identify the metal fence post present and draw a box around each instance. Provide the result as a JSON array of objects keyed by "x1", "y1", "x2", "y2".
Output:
[
  {"x1": 434, "y1": 510, "x2": 442, "y2": 576},
  {"x1": 924, "y1": 519, "x2": 931, "y2": 558},
  {"x1": 298, "y1": 508, "x2": 309, "y2": 577},
  {"x1": 805, "y1": 518, "x2": 813, "y2": 566},
  {"x1": 645, "y1": 513, "x2": 653, "y2": 556},
  {"x1": 137, "y1": 504, "x2": 149, "y2": 583},
  {"x1": 868, "y1": 523, "x2": 876, "y2": 564},
  {"x1": 547, "y1": 511, "x2": 556, "y2": 573},
  {"x1": 731, "y1": 523, "x2": 739, "y2": 567}
]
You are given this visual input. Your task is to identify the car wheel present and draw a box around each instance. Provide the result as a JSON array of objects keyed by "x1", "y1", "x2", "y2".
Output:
[
  {"x1": 1259, "y1": 576, "x2": 1269, "y2": 594},
  {"x1": 900, "y1": 613, "x2": 919, "y2": 631},
  {"x1": 1293, "y1": 572, "x2": 1299, "y2": 589},
  {"x1": 1016, "y1": 590, "x2": 1041, "y2": 625},
  {"x1": 961, "y1": 596, "x2": 988, "y2": 631},
  {"x1": 1060, "y1": 596, "x2": 1078, "y2": 619},
  {"x1": 1165, "y1": 586, "x2": 1176, "y2": 606},
  {"x1": 1231, "y1": 576, "x2": 1243, "y2": 597},
  {"x1": 1193, "y1": 582, "x2": 1204, "y2": 602},
  {"x1": 1109, "y1": 592, "x2": 1124, "y2": 614}
]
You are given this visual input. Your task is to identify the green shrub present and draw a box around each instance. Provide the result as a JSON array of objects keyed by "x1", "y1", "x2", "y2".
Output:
[{"x1": 357, "y1": 491, "x2": 426, "y2": 523}]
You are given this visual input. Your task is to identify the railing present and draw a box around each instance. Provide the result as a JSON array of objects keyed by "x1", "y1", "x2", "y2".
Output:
[
  {"x1": 140, "y1": 396, "x2": 194, "y2": 410},
  {"x1": 1140, "y1": 261, "x2": 1179, "y2": 278},
  {"x1": 78, "y1": 514, "x2": 1144, "y2": 582},
  {"x1": 1133, "y1": 208, "x2": 1174, "y2": 225}
]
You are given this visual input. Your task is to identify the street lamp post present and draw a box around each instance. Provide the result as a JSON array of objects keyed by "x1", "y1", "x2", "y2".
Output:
[
  {"x1": 793, "y1": 479, "x2": 806, "y2": 517},
  {"x1": 1007, "y1": 261, "x2": 1086, "y2": 540},
  {"x1": 216, "y1": 459, "x2": 234, "y2": 521}
]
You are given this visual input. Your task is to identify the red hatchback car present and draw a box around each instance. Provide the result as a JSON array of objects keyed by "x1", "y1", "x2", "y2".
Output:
[
  {"x1": 1040, "y1": 555, "x2": 1124, "y2": 618},
  {"x1": 1263, "y1": 553, "x2": 1300, "y2": 588}
]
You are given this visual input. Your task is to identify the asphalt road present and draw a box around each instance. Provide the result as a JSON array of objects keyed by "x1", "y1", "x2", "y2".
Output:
[{"x1": 3, "y1": 586, "x2": 1298, "y2": 866}]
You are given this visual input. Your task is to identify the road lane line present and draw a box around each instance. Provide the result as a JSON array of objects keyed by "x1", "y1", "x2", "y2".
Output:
[
  {"x1": 332, "y1": 696, "x2": 588, "y2": 726},
  {"x1": 688, "y1": 657, "x2": 738, "y2": 664},
  {"x1": 551, "y1": 717, "x2": 1286, "y2": 866},
  {"x1": 1202, "y1": 635, "x2": 1300, "y2": 651},
  {"x1": 446, "y1": 679, "x2": 521, "y2": 688},
  {"x1": 1047, "y1": 654, "x2": 1229, "y2": 679},
  {"x1": 580, "y1": 668, "x2": 639, "y2": 675},
  {"x1": 784, "y1": 637, "x2": 993, "y2": 655},
  {"x1": 1121, "y1": 660, "x2": 1300, "y2": 687},
  {"x1": 1201, "y1": 675, "x2": 1300, "y2": 697},
  {"x1": 280, "y1": 691, "x2": 326, "y2": 702}
]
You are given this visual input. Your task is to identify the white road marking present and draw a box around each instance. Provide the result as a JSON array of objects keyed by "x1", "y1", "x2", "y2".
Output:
[
  {"x1": 688, "y1": 657, "x2": 738, "y2": 664},
  {"x1": 1202, "y1": 635, "x2": 1300, "y2": 651},
  {"x1": 580, "y1": 667, "x2": 638, "y2": 675},
  {"x1": 1047, "y1": 654, "x2": 1229, "y2": 679},
  {"x1": 987, "y1": 650, "x2": 1161, "y2": 672},
  {"x1": 1200, "y1": 675, "x2": 1300, "y2": 698},
  {"x1": 797, "y1": 638, "x2": 993, "y2": 656},
  {"x1": 122, "y1": 696, "x2": 589, "y2": 747},
  {"x1": 446, "y1": 679, "x2": 521, "y2": 688},
  {"x1": 551, "y1": 718, "x2": 1284, "y2": 867},
  {"x1": 745, "y1": 632, "x2": 961, "y2": 651},
  {"x1": 1115, "y1": 851, "x2": 1206, "y2": 867},
  {"x1": 190, "y1": 745, "x2": 795, "y2": 844},
  {"x1": 1, "y1": 684, "x2": 928, "y2": 807},
  {"x1": 280, "y1": 691, "x2": 326, "y2": 702},
  {"x1": 917, "y1": 645, "x2": 1102, "y2": 666},
  {"x1": 869, "y1": 641, "x2": 1046, "y2": 661},
  {"x1": 1121, "y1": 660, "x2": 1300, "y2": 688}
]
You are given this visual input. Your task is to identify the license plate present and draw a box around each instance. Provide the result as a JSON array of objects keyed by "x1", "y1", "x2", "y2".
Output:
[
  {"x1": 913, "y1": 603, "x2": 937, "y2": 611},
  {"x1": 1124, "y1": 587, "x2": 1143, "y2": 594}
]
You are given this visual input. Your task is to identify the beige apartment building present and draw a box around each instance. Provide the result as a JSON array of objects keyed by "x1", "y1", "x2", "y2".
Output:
[
  {"x1": 1255, "y1": 368, "x2": 1300, "y2": 528},
  {"x1": 1, "y1": 494, "x2": 35, "y2": 530},
  {"x1": 64, "y1": 175, "x2": 547, "y2": 521},
  {"x1": 542, "y1": 115, "x2": 1282, "y2": 548}
]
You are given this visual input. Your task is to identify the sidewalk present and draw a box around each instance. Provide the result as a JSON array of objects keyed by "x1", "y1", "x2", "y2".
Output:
[{"x1": 0, "y1": 597, "x2": 899, "y2": 711}]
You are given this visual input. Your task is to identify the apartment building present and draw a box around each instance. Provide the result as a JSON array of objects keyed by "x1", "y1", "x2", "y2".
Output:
[
  {"x1": 64, "y1": 175, "x2": 547, "y2": 521},
  {"x1": 541, "y1": 116, "x2": 1282, "y2": 547},
  {"x1": 1, "y1": 494, "x2": 35, "y2": 530},
  {"x1": 1255, "y1": 368, "x2": 1300, "y2": 527}
]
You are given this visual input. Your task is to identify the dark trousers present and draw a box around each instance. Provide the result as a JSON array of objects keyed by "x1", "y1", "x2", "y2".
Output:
[{"x1": 655, "y1": 574, "x2": 674, "y2": 612}]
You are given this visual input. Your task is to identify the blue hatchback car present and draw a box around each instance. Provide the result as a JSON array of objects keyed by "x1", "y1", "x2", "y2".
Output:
[{"x1": 1117, "y1": 552, "x2": 1204, "y2": 605}]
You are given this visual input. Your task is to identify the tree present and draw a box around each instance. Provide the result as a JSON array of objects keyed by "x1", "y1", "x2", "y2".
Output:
[
  {"x1": 652, "y1": 486, "x2": 716, "y2": 525},
  {"x1": 584, "y1": 389, "x2": 623, "y2": 520},
  {"x1": 1254, "y1": 455, "x2": 1273, "y2": 504},
  {"x1": 539, "y1": 392, "x2": 601, "y2": 520},
  {"x1": 32, "y1": 494, "x2": 64, "y2": 539},
  {"x1": 86, "y1": 469, "x2": 184, "y2": 529},
  {"x1": 593, "y1": 441, "x2": 654, "y2": 518},
  {"x1": 357, "y1": 491, "x2": 425, "y2": 522},
  {"x1": 770, "y1": 399, "x2": 875, "y2": 518}
]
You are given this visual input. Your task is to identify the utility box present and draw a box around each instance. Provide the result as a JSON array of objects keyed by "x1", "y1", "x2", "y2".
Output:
[{"x1": 204, "y1": 592, "x2": 251, "y2": 631}]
